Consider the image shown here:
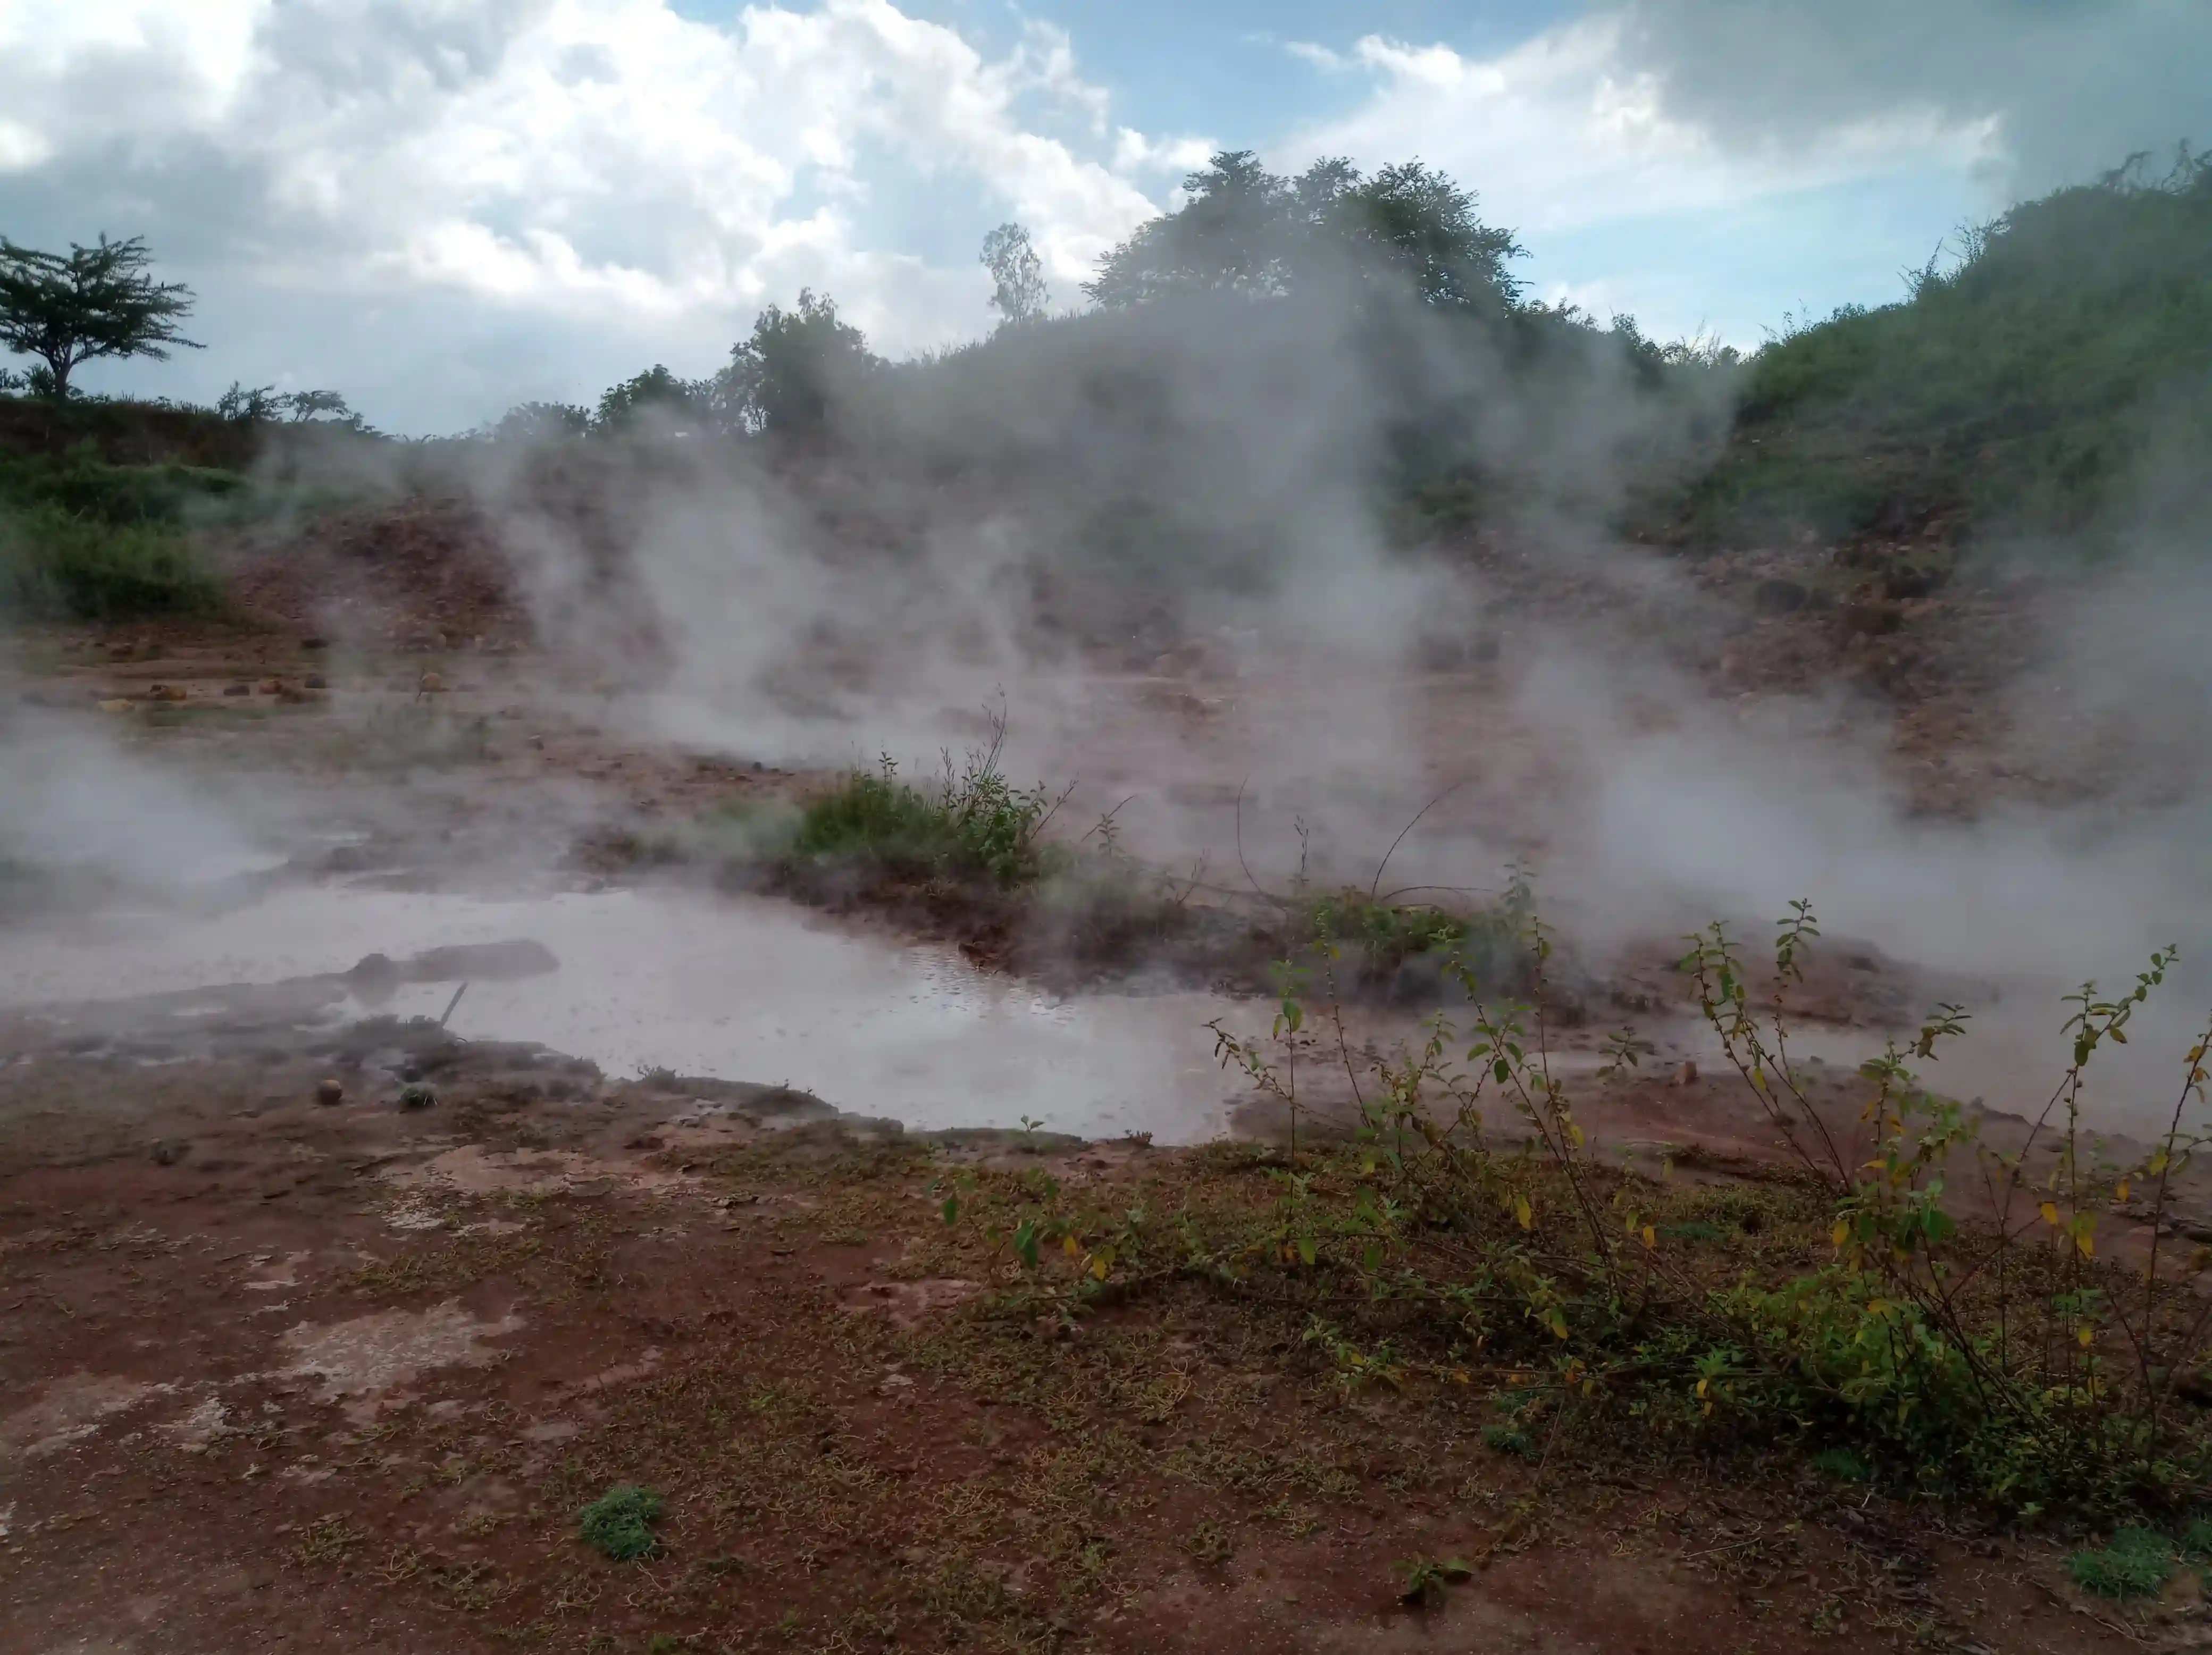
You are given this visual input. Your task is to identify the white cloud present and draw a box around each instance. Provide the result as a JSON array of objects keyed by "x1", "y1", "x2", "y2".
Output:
[
  {"x1": 1281, "y1": 40, "x2": 1347, "y2": 73},
  {"x1": 1282, "y1": 15, "x2": 2001, "y2": 237},
  {"x1": 1613, "y1": 0, "x2": 2212, "y2": 195},
  {"x1": 1110, "y1": 127, "x2": 1216, "y2": 178},
  {"x1": 0, "y1": 0, "x2": 1169, "y2": 374}
]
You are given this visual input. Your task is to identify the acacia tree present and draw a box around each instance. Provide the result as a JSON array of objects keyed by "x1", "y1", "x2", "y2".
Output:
[
  {"x1": 0, "y1": 234, "x2": 200, "y2": 398},
  {"x1": 980, "y1": 223, "x2": 1050, "y2": 327}
]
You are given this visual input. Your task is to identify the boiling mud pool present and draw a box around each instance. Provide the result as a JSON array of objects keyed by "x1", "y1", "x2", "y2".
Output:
[{"x1": 0, "y1": 883, "x2": 1244, "y2": 1141}]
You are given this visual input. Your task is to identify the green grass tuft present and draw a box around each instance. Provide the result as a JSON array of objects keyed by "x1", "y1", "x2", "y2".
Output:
[
  {"x1": 578, "y1": 1483, "x2": 665, "y2": 1561},
  {"x1": 2067, "y1": 1527, "x2": 2175, "y2": 1600},
  {"x1": 1807, "y1": 1447, "x2": 1871, "y2": 1483}
]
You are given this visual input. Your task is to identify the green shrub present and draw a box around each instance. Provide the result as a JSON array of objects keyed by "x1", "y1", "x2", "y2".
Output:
[
  {"x1": 578, "y1": 1483, "x2": 664, "y2": 1561},
  {"x1": 790, "y1": 737, "x2": 1055, "y2": 890},
  {"x1": 1481, "y1": 1422, "x2": 1535, "y2": 1458}
]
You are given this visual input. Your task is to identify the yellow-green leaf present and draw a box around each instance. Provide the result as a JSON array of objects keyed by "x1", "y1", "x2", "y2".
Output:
[
  {"x1": 2040, "y1": 1201, "x2": 2060, "y2": 1228},
  {"x1": 1830, "y1": 1219, "x2": 1851, "y2": 1248},
  {"x1": 1514, "y1": 1195, "x2": 1533, "y2": 1231},
  {"x1": 1641, "y1": 1224, "x2": 1657, "y2": 1250}
]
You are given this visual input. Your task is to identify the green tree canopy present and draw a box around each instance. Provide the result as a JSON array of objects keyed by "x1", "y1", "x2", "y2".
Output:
[
  {"x1": 711, "y1": 289, "x2": 882, "y2": 434},
  {"x1": 981, "y1": 223, "x2": 1051, "y2": 327},
  {"x1": 1084, "y1": 151, "x2": 1523, "y2": 314},
  {"x1": 0, "y1": 234, "x2": 200, "y2": 398},
  {"x1": 594, "y1": 364, "x2": 704, "y2": 431}
]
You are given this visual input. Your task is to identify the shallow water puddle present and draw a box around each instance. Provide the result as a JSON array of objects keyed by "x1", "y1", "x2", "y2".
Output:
[{"x1": 0, "y1": 883, "x2": 1241, "y2": 1141}]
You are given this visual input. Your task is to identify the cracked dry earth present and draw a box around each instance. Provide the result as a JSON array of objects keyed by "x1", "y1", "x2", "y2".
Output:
[{"x1": 0, "y1": 1029, "x2": 2178, "y2": 1655}]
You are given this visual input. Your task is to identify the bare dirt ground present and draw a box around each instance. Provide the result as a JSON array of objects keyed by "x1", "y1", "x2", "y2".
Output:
[
  {"x1": 0, "y1": 1019, "x2": 2169, "y2": 1655},
  {"x1": 2, "y1": 507, "x2": 2204, "y2": 1652}
]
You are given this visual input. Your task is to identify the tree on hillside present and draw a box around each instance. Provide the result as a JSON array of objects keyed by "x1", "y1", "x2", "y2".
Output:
[
  {"x1": 282, "y1": 388, "x2": 355, "y2": 424},
  {"x1": 486, "y1": 400, "x2": 592, "y2": 442},
  {"x1": 594, "y1": 364, "x2": 703, "y2": 431},
  {"x1": 981, "y1": 223, "x2": 1051, "y2": 327},
  {"x1": 0, "y1": 234, "x2": 200, "y2": 398},
  {"x1": 1331, "y1": 162, "x2": 1524, "y2": 312},
  {"x1": 711, "y1": 290, "x2": 882, "y2": 434},
  {"x1": 1085, "y1": 150, "x2": 1523, "y2": 314},
  {"x1": 1086, "y1": 151, "x2": 1295, "y2": 306}
]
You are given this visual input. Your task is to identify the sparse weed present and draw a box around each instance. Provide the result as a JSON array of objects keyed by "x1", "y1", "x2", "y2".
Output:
[{"x1": 1397, "y1": 1554, "x2": 1472, "y2": 1605}]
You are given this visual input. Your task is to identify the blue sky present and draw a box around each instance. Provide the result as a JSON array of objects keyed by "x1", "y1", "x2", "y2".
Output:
[{"x1": 0, "y1": 1, "x2": 2202, "y2": 432}]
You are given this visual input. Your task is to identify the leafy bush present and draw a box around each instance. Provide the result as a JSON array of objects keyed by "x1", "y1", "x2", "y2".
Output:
[{"x1": 578, "y1": 1483, "x2": 664, "y2": 1561}]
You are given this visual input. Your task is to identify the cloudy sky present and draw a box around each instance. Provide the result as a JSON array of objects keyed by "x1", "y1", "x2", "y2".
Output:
[{"x1": 2, "y1": 0, "x2": 2205, "y2": 433}]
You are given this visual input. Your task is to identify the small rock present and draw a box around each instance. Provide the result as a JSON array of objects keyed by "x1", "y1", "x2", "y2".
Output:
[
  {"x1": 300, "y1": 636, "x2": 329, "y2": 652},
  {"x1": 223, "y1": 682, "x2": 252, "y2": 697},
  {"x1": 258, "y1": 678, "x2": 285, "y2": 695},
  {"x1": 97, "y1": 698, "x2": 135, "y2": 714},
  {"x1": 1752, "y1": 577, "x2": 1809, "y2": 615},
  {"x1": 303, "y1": 674, "x2": 328, "y2": 690},
  {"x1": 397, "y1": 1082, "x2": 437, "y2": 1112},
  {"x1": 418, "y1": 671, "x2": 446, "y2": 694},
  {"x1": 314, "y1": 1078, "x2": 344, "y2": 1107},
  {"x1": 149, "y1": 1139, "x2": 190, "y2": 1166},
  {"x1": 146, "y1": 683, "x2": 188, "y2": 702},
  {"x1": 1672, "y1": 1060, "x2": 1699, "y2": 1086}
]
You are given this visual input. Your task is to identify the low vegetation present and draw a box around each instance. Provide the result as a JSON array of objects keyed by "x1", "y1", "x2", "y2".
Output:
[
  {"x1": 925, "y1": 897, "x2": 2212, "y2": 1522},
  {"x1": 0, "y1": 442, "x2": 238, "y2": 618}
]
